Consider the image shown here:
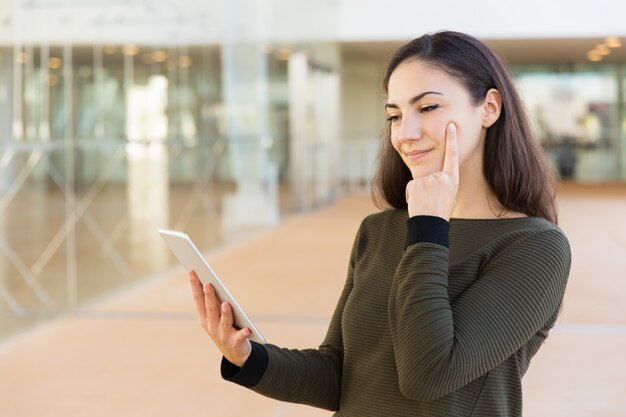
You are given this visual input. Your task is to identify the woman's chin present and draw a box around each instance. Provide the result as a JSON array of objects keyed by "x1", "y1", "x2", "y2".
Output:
[{"x1": 406, "y1": 164, "x2": 440, "y2": 179}]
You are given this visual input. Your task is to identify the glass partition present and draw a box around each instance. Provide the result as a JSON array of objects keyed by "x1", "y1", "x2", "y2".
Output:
[
  {"x1": 0, "y1": 44, "x2": 230, "y2": 338},
  {"x1": 514, "y1": 65, "x2": 622, "y2": 181},
  {"x1": 0, "y1": 0, "x2": 340, "y2": 341}
]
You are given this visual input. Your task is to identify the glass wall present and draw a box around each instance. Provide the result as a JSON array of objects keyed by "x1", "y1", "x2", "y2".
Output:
[
  {"x1": 514, "y1": 65, "x2": 625, "y2": 181},
  {"x1": 621, "y1": 67, "x2": 626, "y2": 180},
  {"x1": 0, "y1": 44, "x2": 226, "y2": 336},
  {"x1": 0, "y1": 2, "x2": 340, "y2": 340}
]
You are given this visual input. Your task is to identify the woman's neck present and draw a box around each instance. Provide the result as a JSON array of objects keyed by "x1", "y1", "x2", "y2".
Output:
[{"x1": 451, "y1": 163, "x2": 525, "y2": 220}]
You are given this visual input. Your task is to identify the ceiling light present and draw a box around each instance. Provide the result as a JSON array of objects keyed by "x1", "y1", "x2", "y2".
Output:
[
  {"x1": 48, "y1": 57, "x2": 62, "y2": 69},
  {"x1": 276, "y1": 48, "x2": 291, "y2": 61},
  {"x1": 595, "y1": 44, "x2": 610, "y2": 56},
  {"x1": 178, "y1": 56, "x2": 192, "y2": 68},
  {"x1": 587, "y1": 50, "x2": 602, "y2": 62},
  {"x1": 605, "y1": 37, "x2": 622, "y2": 48},
  {"x1": 122, "y1": 45, "x2": 139, "y2": 56},
  {"x1": 152, "y1": 50, "x2": 168, "y2": 62},
  {"x1": 16, "y1": 51, "x2": 28, "y2": 64}
]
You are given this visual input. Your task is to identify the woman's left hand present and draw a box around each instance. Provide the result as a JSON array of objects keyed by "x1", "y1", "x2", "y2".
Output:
[
  {"x1": 406, "y1": 122, "x2": 459, "y2": 221},
  {"x1": 188, "y1": 271, "x2": 252, "y2": 368}
]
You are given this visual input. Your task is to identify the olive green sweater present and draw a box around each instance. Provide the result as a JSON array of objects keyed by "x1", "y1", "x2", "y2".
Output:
[{"x1": 222, "y1": 210, "x2": 571, "y2": 417}]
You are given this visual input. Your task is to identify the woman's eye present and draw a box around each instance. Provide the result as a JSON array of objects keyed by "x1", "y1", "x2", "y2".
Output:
[
  {"x1": 420, "y1": 104, "x2": 439, "y2": 113},
  {"x1": 386, "y1": 115, "x2": 400, "y2": 122}
]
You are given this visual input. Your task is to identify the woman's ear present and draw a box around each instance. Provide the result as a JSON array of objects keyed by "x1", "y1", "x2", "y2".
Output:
[{"x1": 482, "y1": 88, "x2": 502, "y2": 128}]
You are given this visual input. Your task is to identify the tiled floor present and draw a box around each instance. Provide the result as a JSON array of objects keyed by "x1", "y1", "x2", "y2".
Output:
[{"x1": 1, "y1": 184, "x2": 625, "y2": 417}]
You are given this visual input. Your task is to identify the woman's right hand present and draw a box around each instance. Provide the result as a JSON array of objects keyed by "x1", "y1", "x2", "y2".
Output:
[
  {"x1": 189, "y1": 271, "x2": 252, "y2": 368},
  {"x1": 405, "y1": 122, "x2": 459, "y2": 221}
]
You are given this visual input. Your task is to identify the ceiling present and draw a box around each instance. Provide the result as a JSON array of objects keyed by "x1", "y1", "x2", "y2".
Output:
[
  {"x1": 3, "y1": 37, "x2": 624, "y2": 71},
  {"x1": 340, "y1": 37, "x2": 626, "y2": 66}
]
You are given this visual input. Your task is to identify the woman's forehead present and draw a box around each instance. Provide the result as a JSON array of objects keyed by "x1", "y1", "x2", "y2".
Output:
[{"x1": 387, "y1": 61, "x2": 462, "y2": 101}]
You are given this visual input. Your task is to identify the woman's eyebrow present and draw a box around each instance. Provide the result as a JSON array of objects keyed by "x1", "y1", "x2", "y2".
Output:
[{"x1": 385, "y1": 91, "x2": 443, "y2": 109}]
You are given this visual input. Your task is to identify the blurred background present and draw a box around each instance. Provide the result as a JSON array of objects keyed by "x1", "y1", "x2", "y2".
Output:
[{"x1": 1, "y1": 0, "x2": 625, "y2": 416}]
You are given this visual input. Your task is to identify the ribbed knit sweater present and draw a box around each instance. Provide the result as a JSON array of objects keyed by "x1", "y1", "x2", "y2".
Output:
[{"x1": 222, "y1": 210, "x2": 571, "y2": 417}]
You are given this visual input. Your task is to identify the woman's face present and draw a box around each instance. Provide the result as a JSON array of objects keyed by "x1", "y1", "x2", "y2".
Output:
[{"x1": 385, "y1": 59, "x2": 488, "y2": 179}]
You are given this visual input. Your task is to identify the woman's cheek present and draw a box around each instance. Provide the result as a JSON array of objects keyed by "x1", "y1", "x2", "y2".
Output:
[{"x1": 390, "y1": 135, "x2": 400, "y2": 153}]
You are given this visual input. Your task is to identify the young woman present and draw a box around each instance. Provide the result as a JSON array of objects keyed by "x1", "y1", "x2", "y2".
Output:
[{"x1": 189, "y1": 31, "x2": 571, "y2": 416}]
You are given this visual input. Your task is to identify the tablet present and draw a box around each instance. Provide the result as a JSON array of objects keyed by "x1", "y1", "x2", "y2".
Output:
[{"x1": 159, "y1": 229, "x2": 266, "y2": 344}]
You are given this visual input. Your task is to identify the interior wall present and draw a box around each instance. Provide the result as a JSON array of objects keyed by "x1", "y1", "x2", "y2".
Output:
[
  {"x1": 340, "y1": 57, "x2": 387, "y2": 185},
  {"x1": 340, "y1": 58, "x2": 386, "y2": 141}
]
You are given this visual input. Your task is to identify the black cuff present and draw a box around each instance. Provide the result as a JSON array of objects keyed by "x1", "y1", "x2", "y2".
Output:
[
  {"x1": 220, "y1": 341, "x2": 269, "y2": 388},
  {"x1": 406, "y1": 215, "x2": 450, "y2": 248}
]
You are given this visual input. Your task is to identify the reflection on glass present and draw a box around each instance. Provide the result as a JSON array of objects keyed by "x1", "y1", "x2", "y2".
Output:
[
  {"x1": 288, "y1": 50, "x2": 340, "y2": 210},
  {"x1": 126, "y1": 75, "x2": 169, "y2": 143},
  {"x1": 126, "y1": 142, "x2": 169, "y2": 273},
  {"x1": 0, "y1": 0, "x2": 344, "y2": 342},
  {"x1": 126, "y1": 74, "x2": 170, "y2": 270}
]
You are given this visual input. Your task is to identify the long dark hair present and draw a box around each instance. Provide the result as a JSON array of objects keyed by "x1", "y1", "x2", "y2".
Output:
[{"x1": 372, "y1": 31, "x2": 558, "y2": 223}]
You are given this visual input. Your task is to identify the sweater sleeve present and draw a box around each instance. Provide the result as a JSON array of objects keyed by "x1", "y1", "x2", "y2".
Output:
[
  {"x1": 223, "y1": 223, "x2": 362, "y2": 411},
  {"x1": 387, "y1": 226, "x2": 571, "y2": 401}
]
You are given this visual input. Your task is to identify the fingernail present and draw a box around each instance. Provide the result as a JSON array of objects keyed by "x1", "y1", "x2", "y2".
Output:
[
  {"x1": 449, "y1": 123, "x2": 456, "y2": 131},
  {"x1": 221, "y1": 303, "x2": 227, "y2": 313},
  {"x1": 243, "y1": 329, "x2": 250, "y2": 336}
]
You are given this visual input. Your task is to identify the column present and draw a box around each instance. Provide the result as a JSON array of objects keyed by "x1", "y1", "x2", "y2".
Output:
[
  {"x1": 0, "y1": 49, "x2": 13, "y2": 193},
  {"x1": 220, "y1": 0, "x2": 278, "y2": 230}
]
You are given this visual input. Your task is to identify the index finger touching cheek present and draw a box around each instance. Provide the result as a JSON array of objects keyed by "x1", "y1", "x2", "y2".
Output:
[{"x1": 443, "y1": 122, "x2": 459, "y2": 177}]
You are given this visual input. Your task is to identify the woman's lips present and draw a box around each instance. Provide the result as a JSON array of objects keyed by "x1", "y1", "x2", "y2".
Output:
[{"x1": 405, "y1": 149, "x2": 432, "y2": 161}]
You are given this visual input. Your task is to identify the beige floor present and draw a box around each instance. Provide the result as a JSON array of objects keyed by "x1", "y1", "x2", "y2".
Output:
[
  {"x1": 0, "y1": 181, "x2": 294, "y2": 340},
  {"x1": 1, "y1": 184, "x2": 625, "y2": 417}
]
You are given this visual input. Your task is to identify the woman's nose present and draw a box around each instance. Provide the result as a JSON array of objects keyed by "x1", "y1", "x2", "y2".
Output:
[{"x1": 397, "y1": 116, "x2": 422, "y2": 142}]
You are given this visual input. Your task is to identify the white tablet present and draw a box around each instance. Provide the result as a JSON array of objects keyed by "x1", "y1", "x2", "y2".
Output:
[{"x1": 159, "y1": 229, "x2": 266, "y2": 344}]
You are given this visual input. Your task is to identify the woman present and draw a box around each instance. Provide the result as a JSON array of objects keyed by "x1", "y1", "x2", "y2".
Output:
[{"x1": 189, "y1": 31, "x2": 571, "y2": 416}]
